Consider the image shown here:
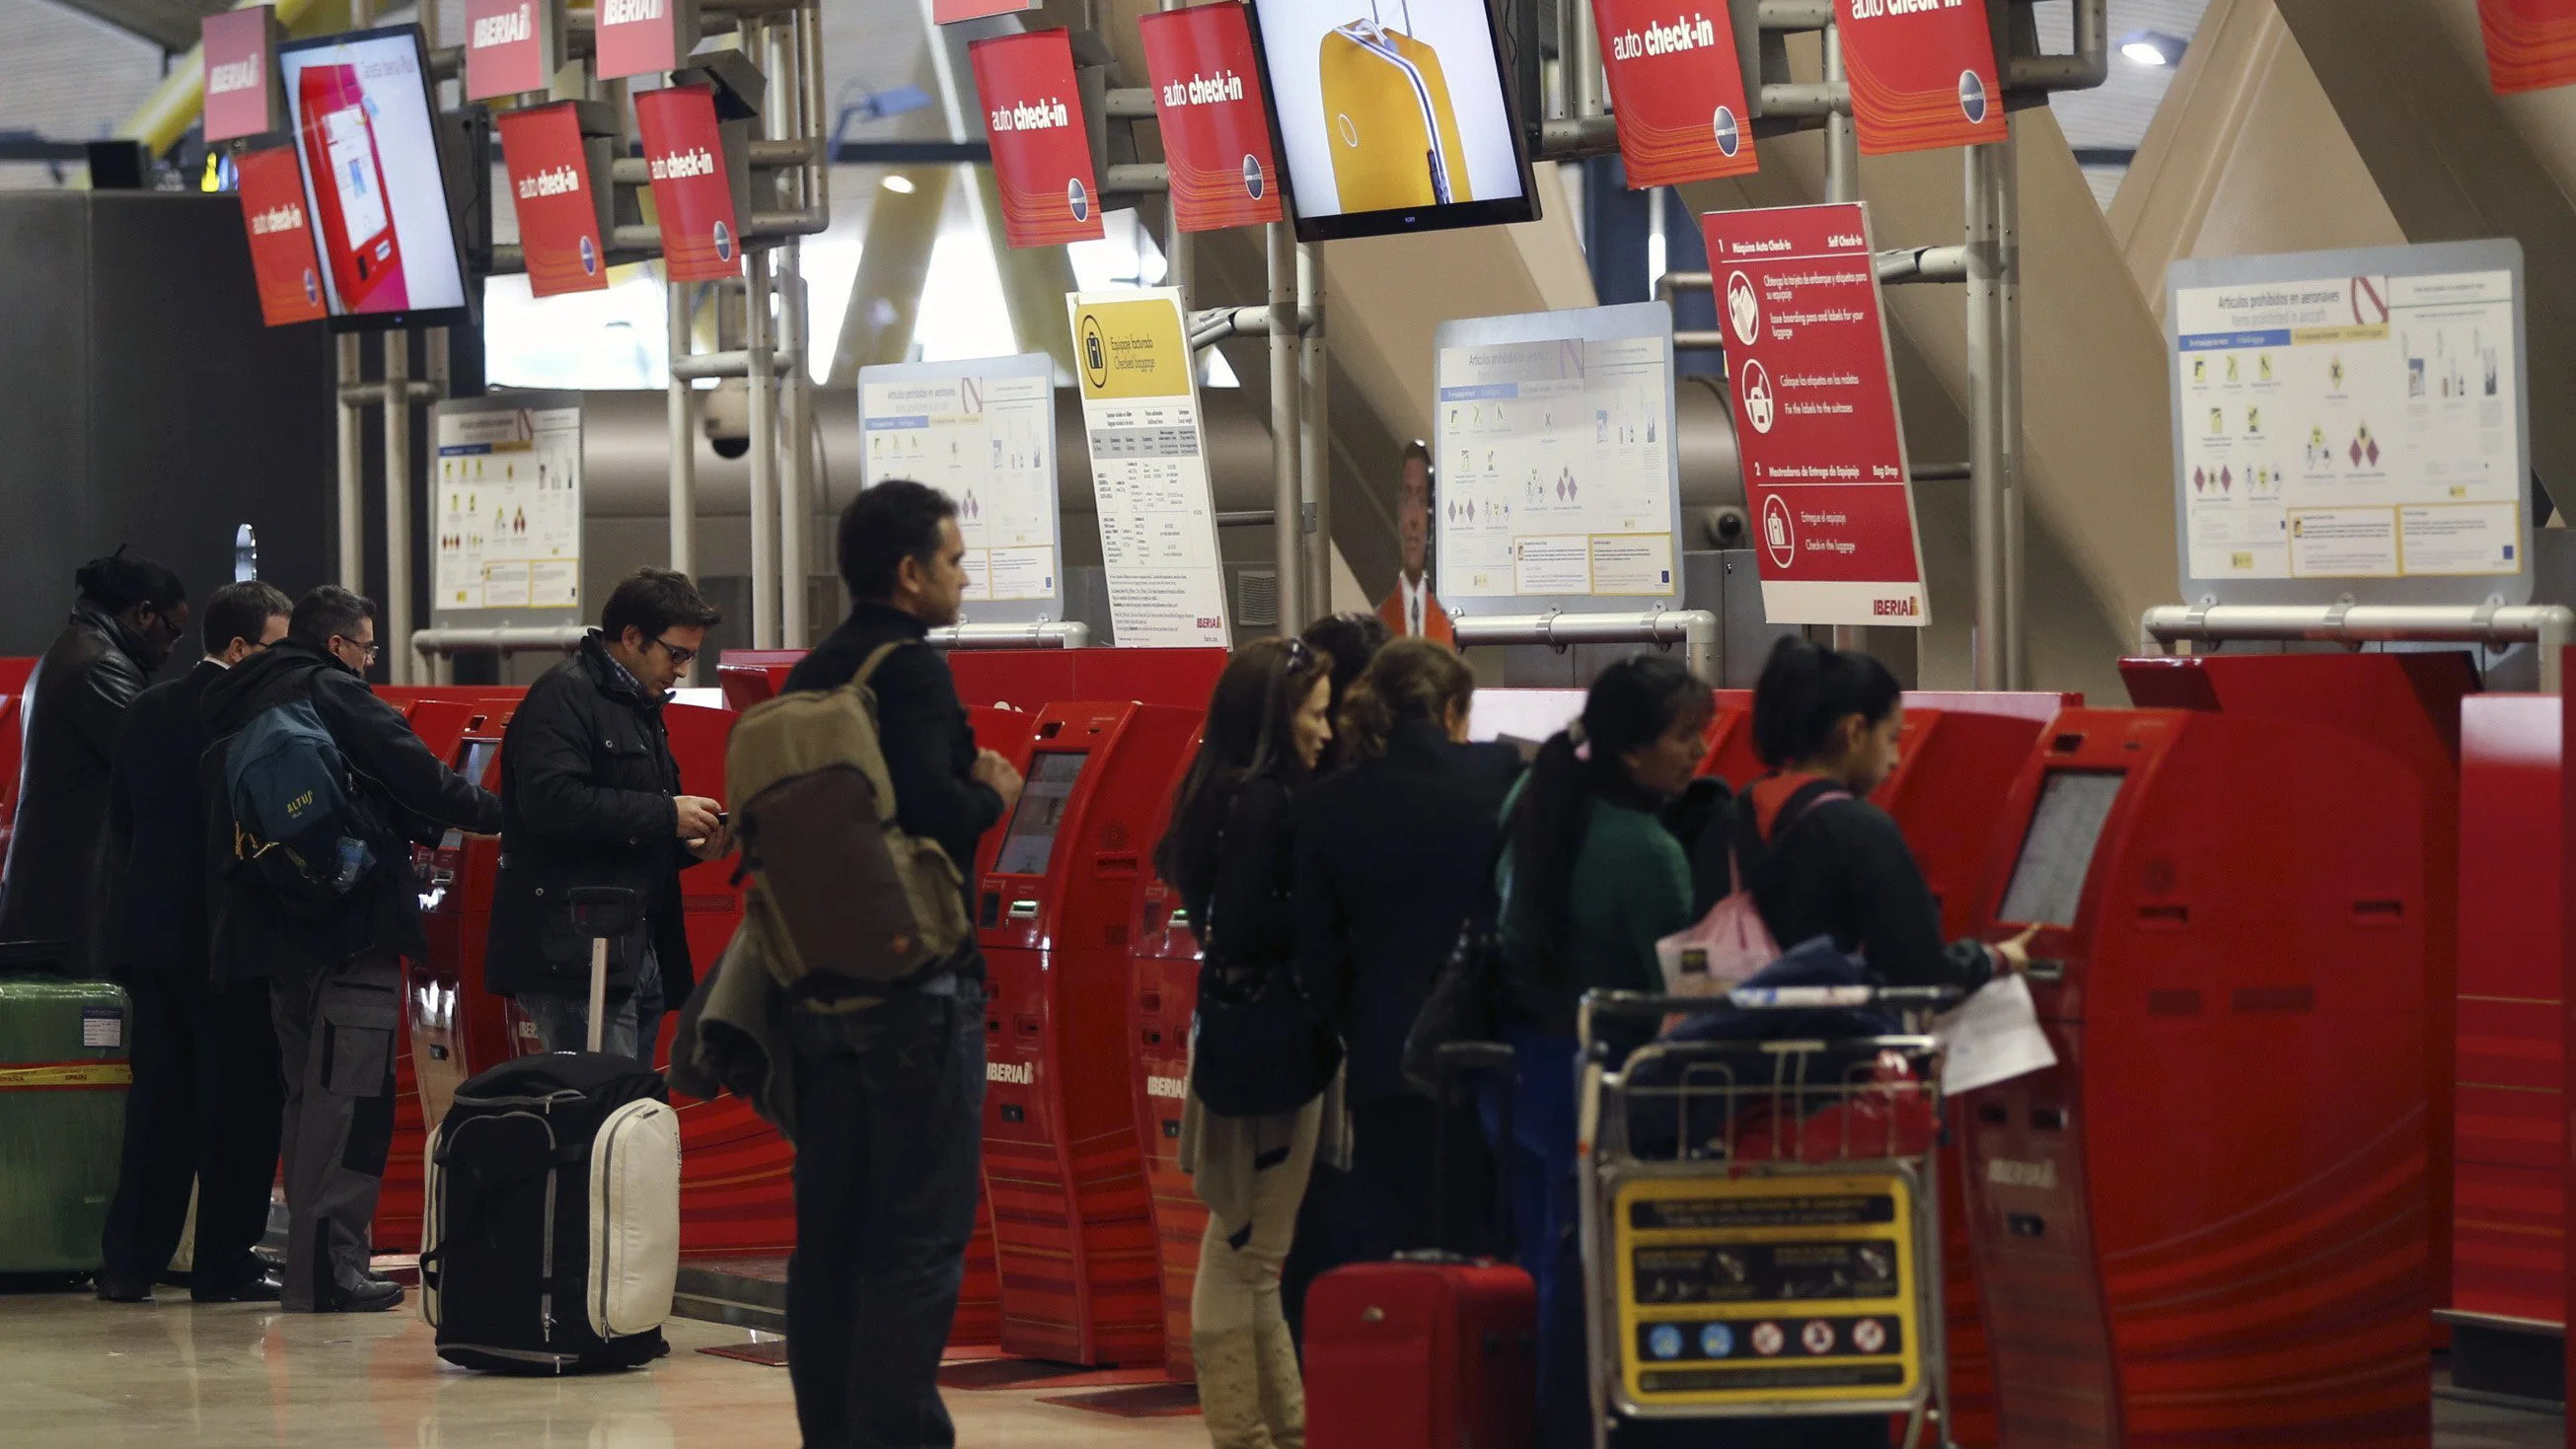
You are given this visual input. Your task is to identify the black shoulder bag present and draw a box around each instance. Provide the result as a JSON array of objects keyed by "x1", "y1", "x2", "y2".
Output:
[{"x1": 1401, "y1": 832, "x2": 1514, "y2": 1099}]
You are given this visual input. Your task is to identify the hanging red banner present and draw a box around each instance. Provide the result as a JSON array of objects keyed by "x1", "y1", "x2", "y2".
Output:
[
  {"x1": 1835, "y1": 0, "x2": 2007, "y2": 156},
  {"x1": 971, "y1": 30, "x2": 1106, "y2": 250},
  {"x1": 235, "y1": 144, "x2": 327, "y2": 326},
  {"x1": 202, "y1": 7, "x2": 284, "y2": 145},
  {"x1": 1140, "y1": 4, "x2": 1285, "y2": 231},
  {"x1": 634, "y1": 83, "x2": 743, "y2": 281},
  {"x1": 1702, "y1": 201, "x2": 1927, "y2": 626},
  {"x1": 2480, "y1": 0, "x2": 2576, "y2": 93},
  {"x1": 1589, "y1": 0, "x2": 1758, "y2": 185},
  {"x1": 499, "y1": 104, "x2": 609, "y2": 296}
]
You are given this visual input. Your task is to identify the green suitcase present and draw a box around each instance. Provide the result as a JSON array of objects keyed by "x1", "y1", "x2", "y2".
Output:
[{"x1": 0, "y1": 971, "x2": 132, "y2": 1274}]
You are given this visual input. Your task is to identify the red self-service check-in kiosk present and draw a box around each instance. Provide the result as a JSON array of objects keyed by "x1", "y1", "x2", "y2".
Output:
[
  {"x1": 954, "y1": 704, "x2": 1039, "y2": 1346},
  {"x1": 408, "y1": 715, "x2": 528, "y2": 1128},
  {"x1": 1127, "y1": 726, "x2": 1208, "y2": 1380},
  {"x1": 1961, "y1": 708, "x2": 2430, "y2": 1447},
  {"x1": 977, "y1": 700, "x2": 1199, "y2": 1365}
]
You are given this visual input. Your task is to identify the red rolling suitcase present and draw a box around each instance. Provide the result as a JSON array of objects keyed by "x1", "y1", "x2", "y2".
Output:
[{"x1": 1304, "y1": 1043, "x2": 1534, "y2": 1449}]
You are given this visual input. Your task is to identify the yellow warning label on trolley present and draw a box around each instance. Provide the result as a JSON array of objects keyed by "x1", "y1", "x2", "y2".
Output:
[
  {"x1": 0, "y1": 1061, "x2": 134, "y2": 1090},
  {"x1": 1614, "y1": 1172, "x2": 1919, "y2": 1410}
]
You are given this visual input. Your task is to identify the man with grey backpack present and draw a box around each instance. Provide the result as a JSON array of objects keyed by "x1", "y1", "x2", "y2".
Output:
[
  {"x1": 201, "y1": 586, "x2": 500, "y2": 1313},
  {"x1": 762, "y1": 480, "x2": 1023, "y2": 1449}
]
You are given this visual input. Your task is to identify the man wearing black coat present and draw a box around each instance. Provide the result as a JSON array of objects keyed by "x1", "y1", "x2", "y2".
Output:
[
  {"x1": 0, "y1": 550, "x2": 190, "y2": 974},
  {"x1": 95, "y1": 581, "x2": 294, "y2": 1304},
  {"x1": 776, "y1": 480, "x2": 1023, "y2": 1449},
  {"x1": 201, "y1": 587, "x2": 500, "y2": 1313},
  {"x1": 488, "y1": 569, "x2": 727, "y2": 1063}
]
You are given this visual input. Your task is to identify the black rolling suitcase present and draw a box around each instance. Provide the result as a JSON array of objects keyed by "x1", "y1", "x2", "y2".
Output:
[{"x1": 419, "y1": 889, "x2": 680, "y2": 1374}]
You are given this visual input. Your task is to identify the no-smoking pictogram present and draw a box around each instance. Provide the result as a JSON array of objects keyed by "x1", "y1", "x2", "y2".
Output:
[
  {"x1": 1852, "y1": 1319, "x2": 1888, "y2": 1354},
  {"x1": 1750, "y1": 1322, "x2": 1785, "y2": 1357},
  {"x1": 1802, "y1": 1320, "x2": 1837, "y2": 1355}
]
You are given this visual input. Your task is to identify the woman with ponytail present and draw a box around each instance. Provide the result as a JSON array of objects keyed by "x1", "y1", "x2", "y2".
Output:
[
  {"x1": 1291, "y1": 640, "x2": 1520, "y2": 1271},
  {"x1": 1491, "y1": 653, "x2": 1713, "y2": 1449}
]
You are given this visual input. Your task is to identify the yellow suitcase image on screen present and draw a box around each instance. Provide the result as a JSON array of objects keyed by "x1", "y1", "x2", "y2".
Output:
[{"x1": 1319, "y1": 18, "x2": 1474, "y2": 212}]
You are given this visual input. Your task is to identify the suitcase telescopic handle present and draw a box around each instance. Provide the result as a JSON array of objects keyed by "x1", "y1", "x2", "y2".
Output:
[{"x1": 566, "y1": 889, "x2": 639, "y2": 1055}]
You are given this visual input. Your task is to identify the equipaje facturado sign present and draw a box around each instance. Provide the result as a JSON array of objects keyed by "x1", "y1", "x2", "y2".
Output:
[
  {"x1": 2167, "y1": 240, "x2": 2532, "y2": 606},
  {"x1": 1067, "y1": 288, "x2": 1232, "y2": 646},
  {"x1": 1704, "y1": 201, "x2": 1929, "y2": 627},
  {"x1": 859, "y1": 355, "x2": 1066, "y2": 625}
]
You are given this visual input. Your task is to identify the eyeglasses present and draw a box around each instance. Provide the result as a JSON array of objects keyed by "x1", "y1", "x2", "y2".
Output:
[
  {"x1": 338, "y1": 637, "x2": 380, "y2": 664},
  {"x1": 650, "y1": 636, "x2": 699, "y2": 669}
]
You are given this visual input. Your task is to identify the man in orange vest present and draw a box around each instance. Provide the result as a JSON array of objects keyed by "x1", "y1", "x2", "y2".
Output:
[{"x1": 1374, "y1": 441, "x2": 1453, "y2": 645}]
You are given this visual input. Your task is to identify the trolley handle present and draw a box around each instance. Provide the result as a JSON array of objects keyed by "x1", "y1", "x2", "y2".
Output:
[{"x1": 1578, "y1": 983, "x2": 1962, "y2": 1048}]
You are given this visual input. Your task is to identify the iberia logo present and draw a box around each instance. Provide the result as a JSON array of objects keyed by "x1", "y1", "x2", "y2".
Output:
[{"x1": 1872, "y1": 596, "x2": 1920, "y2": 617}]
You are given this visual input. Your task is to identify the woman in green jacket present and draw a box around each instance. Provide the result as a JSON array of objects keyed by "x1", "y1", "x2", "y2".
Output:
[{"x1": 1492, "y1": 654, "x2": 1712, "y2": 1449}]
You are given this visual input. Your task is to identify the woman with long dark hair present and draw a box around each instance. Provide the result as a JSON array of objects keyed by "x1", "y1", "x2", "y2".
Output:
[
  {"x1": 1294, "y1": 640, "x2": 1520, "y2": 1266},
  {"x1": 1491, "y1": 653, "x2": 1713, "y2": 1449},
  {"x1": 1298, "y1": 611, "x2": 1390, "y2": 773},
  {"x1": 1156, "y1": 637, "x2": 1338, "y2": 1449}
]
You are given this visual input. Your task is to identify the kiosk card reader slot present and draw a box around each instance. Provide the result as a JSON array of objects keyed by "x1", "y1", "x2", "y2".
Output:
[
  {"x1": 976, "y1": 700, "x2": 1194, "y2": 1365},
  {"x1": 1961, "y1": 708, "x2": 2430, "y2": 1448}
]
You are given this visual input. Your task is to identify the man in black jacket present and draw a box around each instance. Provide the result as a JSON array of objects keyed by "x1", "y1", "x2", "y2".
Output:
[
  {"x1": 95, "y1": 581, "x2": 294, "y2": 1305},
  {"x1": 0, "y1": 550, "x2": 190, "y2": 973},
  {"x1": 489, "y1": 569, "x2": 727, "y2": 1063},
  {"x1": 778, "y1": 480, "x2": 1022, "y2": 1449},
  {"x1": 202, "y1": 586, "x2": 501, "y2": 1313}
]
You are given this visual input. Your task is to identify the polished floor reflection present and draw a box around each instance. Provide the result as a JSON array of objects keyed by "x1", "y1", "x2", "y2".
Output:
[{"x1": 0, "y1": 1290, "x2": 1209, "y2": 1448}]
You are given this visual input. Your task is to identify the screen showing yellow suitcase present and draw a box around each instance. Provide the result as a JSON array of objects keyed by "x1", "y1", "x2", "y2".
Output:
[{"x1": 1318, "y1": 20, "x2": 1474, "y2": 212}]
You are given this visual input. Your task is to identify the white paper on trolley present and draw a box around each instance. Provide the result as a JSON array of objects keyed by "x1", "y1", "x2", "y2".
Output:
[
  {"x1": 433, "y1": 394, "x2": 583, "y2": 614},
  {"x1": 1067, "y1": 287, "x2": 1232, "y2": 646},
  {"x1": 859, "y1": 354, "x2": 1064, "y2": 625},
  {"x1": 1933, "y1": 974, "x2": 2056, "y2": 1097}
]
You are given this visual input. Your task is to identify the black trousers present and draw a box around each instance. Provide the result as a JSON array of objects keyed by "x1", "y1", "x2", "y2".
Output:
[
  {"x1": 100, "y1": 965, "x2": 284, "y2": 1293},
  {"x1": 1282, "y1": 1093, "x2": 1499, "y2": 1347},
  {"x1": 786, "y1": 986, "x2": 987, "y2": 1449}
]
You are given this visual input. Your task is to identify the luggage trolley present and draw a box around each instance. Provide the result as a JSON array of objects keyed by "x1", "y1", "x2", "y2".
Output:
[{"x1": 1577, "y1": 985, "x2": 1962, "y2": 1449}]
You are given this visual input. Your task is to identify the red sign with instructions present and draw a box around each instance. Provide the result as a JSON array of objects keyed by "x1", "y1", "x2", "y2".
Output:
[
  {"x1": 635, "y1": 83, "x2": 743, "y2": 281},
  {"x1": 499, "y1": 104, "x2": 608, "y2": 297},
  {"x1": 1835, "y1": 0, "x2": 2006, "y2": 155},
  {"x1": 1140, "y1": 5, "x2": 1285, "y2": 231},
  {"x1": 971, "y1": 30, "x2": 1106, "y2": 250},
  {"x1": 202, "y1": 7, "x2": 281, "y2": 144},
  {"x1": 1589, "y1": 0, "x2": 1758, "y2": 185},
  {"x1": 2479, "y1": 0, "x2": 2576, "y2": 93},
  {"x1": 235, "y1": 144, "x2": 327, "y2": 326},
  {"x1": 595, "y1": 0, "x2": 694, "y2": 80},
  {"x1": 1702, "y1": 201, "x2": 1926, "y2": 626}
]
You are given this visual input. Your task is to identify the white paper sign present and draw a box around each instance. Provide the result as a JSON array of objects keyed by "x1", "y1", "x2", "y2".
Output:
[
  {"x1": 859, "y1": 354, "x2": 1064, "y2": 623},
  {"x1": 433, "y1": 395, "x2": 584, "y2": 613},
  {"x1": 1933, "y1": 974, "x2": 2058, "y2": 1097}
]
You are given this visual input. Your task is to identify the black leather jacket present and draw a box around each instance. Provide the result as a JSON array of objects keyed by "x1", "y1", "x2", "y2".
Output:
[
  {"x1": 0, "y1": 602, "x2": 158, "y2": 970},
  {"x1": 484, "y1": 634, "x2": 695, "y2": 1002}
]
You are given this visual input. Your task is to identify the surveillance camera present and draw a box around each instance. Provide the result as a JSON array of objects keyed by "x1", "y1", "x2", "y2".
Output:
[
  {"x1": 701, "y1": 377, "x2": 751, "y2": 460},
  {"x1": 710, "y1": 435, "x2": 750, "y2": 461},
  {"x1": 1709, "y1": 508, "x2": 1748, "y2": 547}
]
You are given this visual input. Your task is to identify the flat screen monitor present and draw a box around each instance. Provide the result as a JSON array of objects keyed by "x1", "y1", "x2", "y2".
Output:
[
  {"x1": 277, "y1": 25, "x2": 472, "y2": 329},
  {"x1": 1247, "y1": 0, "x2": 1537, "y2": 242},
  {"x1": 1996, "y1": 770, "x2": 2125, "y2": 928},
  {"x1": 457, "y1": 739, "x2": 501, "y2": 787},
  {"x1": 994, "y1": 752, "x2": 1088, "y2": 877}
]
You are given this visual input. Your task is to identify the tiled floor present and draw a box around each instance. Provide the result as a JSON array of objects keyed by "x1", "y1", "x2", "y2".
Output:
[{"x1": 0, "y1": 1288, "x2": 1208, "y2": 1449}]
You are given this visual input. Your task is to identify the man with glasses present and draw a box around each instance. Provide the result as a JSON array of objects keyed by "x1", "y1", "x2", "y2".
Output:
[
  {"x1": 201, "y1": 585, "x2": 501, "y2": 1312},
  {"x1": 488, "y1": 568, "x2": 727, "y2": 1063}
]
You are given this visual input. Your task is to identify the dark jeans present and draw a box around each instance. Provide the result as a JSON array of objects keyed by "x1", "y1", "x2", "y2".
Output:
[
  {"x1": 100, "y1": 965, "x2": 283, "y2": 1293},
  {"x1": 786, "y1": 984, "x2": 986, "y2": 1449}
]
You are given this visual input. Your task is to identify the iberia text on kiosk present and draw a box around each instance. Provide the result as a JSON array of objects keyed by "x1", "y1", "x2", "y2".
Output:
[{"x1": 1704, "y1": 201, "x2": 1929, "y2": 627}]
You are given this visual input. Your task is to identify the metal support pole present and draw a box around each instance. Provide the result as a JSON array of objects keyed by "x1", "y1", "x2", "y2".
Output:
[
  {"x1": 1267, "y1": 221, "x2": 1303, "y2": 635},
  {"x1": 746, "y1": 256, "x2": 781, "y2": 649},
  {"x1": 779, "y1": 240, "x2": 811, "y2": 646},
  {"x1": 382, "y1": 333, "x2": 415, "y2": 685},
  {"x1": 1571, "y1": 0, "x2": 1603, "y2": 120},
  {"x1": 1964, "y1": 144, "x2": 2005, "y2": 690},
  {"x1": 1823, "y1": 16, "x2": 1858, "y2": 204},
  {"x1": 336, "y1": 333, "x2": 364, "y2": 591},
  {"x1": 1997, "y1": 132, "x2": 2026, "y2": 689},
  {"x1": 668, "y1": 281, "x2": 698, "y2": 579},
  {"x1": 1298, "y1": 243, "x2": 1331, "y2": 616}
]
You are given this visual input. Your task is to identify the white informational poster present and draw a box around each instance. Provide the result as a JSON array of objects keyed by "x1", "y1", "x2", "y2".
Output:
[
  {"x1": 858, "y1": 354, "x2": 1064, "y2": 624},
  {"x1": 1434, "y1": 303, "x2": 1681, "y2": 612},
  {"x1": 2170, "y1": 244, "x2": 2530, "y2": 599},
  {"x1": 1067, "y1": 287, "x2": 1232, "y2": 646},
  {"x1": 433, "y1": 393, "x2": 583, "y2": 613}
]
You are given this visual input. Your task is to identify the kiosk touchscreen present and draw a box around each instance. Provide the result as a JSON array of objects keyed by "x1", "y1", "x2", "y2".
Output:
[
  {"x1": 977, "y1": 700, "x2": 1200, "y2": 1366},
  {"x1": 1960, "y1": 708, "x2": 2430, "y2": 1447},
  {"x1": 1127, "y1": 726, "x2": 1209, "y2": 1379},
  {"x1": 409, "y1": 718, "x2": 524, "y2": 1126}
]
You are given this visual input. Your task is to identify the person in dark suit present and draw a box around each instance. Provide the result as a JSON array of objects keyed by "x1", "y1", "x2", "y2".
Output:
[
  {"x1": 95, "y1": 581, "x2": 294, "y2": 1304},
  {"x1": 1294, "y1": 639, "x2": 1521, "y2": 1265},
  {"x1": 0, "y1": 549, "x2": 190, "y2": 974}
]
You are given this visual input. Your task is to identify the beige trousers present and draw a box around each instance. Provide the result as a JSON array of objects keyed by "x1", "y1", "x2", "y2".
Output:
[{"x1": 1189, "y1": 1100, "x2": 1323, "y2": 1449}]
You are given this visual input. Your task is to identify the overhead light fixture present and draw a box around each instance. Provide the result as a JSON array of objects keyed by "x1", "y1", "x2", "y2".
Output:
[
  {"x1": 2119, "y1": 30, "x2": 2186, "y2": 67},
  {"x1": 882, "y1": 174, "x2": 918, "y2": 194}
]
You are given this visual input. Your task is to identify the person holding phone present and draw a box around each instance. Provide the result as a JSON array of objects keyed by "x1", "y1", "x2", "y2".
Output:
[{"x1": 487, "y1": 569, "x2": 729, "y2": 1067}]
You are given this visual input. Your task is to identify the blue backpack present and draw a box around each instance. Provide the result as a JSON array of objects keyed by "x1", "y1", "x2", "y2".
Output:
[{"x1": 225, "y1": 699, "x2": 376, "y2": 910}]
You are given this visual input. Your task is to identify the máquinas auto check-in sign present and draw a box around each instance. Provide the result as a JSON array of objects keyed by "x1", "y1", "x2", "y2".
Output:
[{"x1": 1702, "y1": 201, "x2": 1928, "y2": 626}]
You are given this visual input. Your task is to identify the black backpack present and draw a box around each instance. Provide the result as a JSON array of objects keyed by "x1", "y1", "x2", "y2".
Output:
[{"x1": 420, "y1": 1051, "x2": 681, "y2": 1374}]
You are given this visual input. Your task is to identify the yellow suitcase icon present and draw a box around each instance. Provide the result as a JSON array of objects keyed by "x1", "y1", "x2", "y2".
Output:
[{"x1": 1319, "y1": 18, "x2": 1474, "y2": 212}]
